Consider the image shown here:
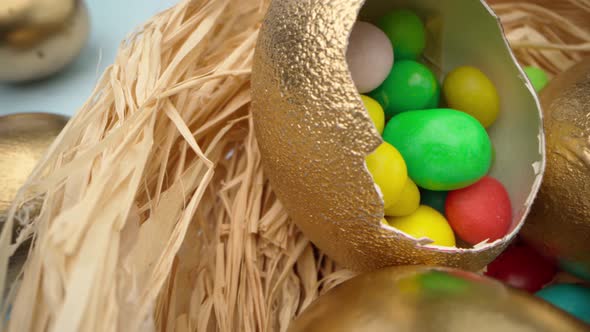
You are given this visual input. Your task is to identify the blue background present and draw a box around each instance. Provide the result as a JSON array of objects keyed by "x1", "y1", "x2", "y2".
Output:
[{"x1": 0, "y1": 0, "x2": 179, "y2": 117}]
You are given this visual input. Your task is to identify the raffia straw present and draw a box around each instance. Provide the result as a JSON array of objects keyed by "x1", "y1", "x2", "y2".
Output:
[
  {"x1": 0, "y1": 1, "x2": 588, "y2": 332},
  {"x1": 490, "y1": 0, "x2": 590, "y2": 75},
  {"x1": 0, "y1": 1, "x2": 350, "y2": 331}
]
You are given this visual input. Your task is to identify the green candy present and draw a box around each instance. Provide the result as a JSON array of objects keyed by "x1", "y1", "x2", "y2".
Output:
[
  {"x1": 419, "y1": 271, "x2": 470, "y2": 295},
  {"x1": 370, "y1": 60, "x2": 437, "y2": 117},
  {"x1": 378, "y1": 9, "x2": 426, "y2": 60},
  {"x1": 419, "y1": 188, "x2": 447, "y2": 214},
  {"x1": 383, "y1": 109, "x2": 492, "y2": 191},
  {"x1": 425, "y1": 80, "x2": 441, "y2": 109},
  {"x1": 523, "y1": 66, "x2": 549, "y2": 92}
]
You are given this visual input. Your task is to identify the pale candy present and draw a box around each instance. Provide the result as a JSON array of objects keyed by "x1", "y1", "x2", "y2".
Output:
[{"x1": 346, "y1": 21, "x2": 394, "y2": 93}]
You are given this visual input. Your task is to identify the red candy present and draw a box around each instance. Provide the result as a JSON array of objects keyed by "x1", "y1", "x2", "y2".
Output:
[
  {"x1": 445, "y1": 176, "x2": 511, "y2": 245},
  {"x1": 485, "y1": 241, "x2": 557, "y2": 292}
]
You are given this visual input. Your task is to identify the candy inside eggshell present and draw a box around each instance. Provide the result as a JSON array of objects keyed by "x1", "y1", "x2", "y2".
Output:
[
  {"x1": 252, "y1": 0, "x2": 544, "y2": 271},
  {"x1": 346, "y1": 21, "x2": 394, "y2": 93}
]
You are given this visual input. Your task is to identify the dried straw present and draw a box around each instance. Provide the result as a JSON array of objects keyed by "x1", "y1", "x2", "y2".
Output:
[
  {"x1": 0, "y1": 1, "x2": 587, "y2": 332},
  {"x1": 0, "y1": 1, "x2": 349, "y2": 331},
  {"x1": 490, "y1": 0, "x2": 590, "y2": 75}
]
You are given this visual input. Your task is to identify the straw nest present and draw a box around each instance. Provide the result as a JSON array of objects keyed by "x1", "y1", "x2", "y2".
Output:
[{"x1": 0, "y1": 0, "x2": 588, "y2": 331}]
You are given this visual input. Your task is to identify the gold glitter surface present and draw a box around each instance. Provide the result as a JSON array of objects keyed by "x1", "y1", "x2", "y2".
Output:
[
  {"x1": 0, "y1": 113, "x2": 68, "y2": 218},
  {"x1": 523, "y1": 58, "x2": 590, "y2": 267},
  {"x1": 252, "y1": 0, "x2": 544, "y2": 271},
  {"x1": 288, "y1": 266, "x2": 589, "y2": 332}
]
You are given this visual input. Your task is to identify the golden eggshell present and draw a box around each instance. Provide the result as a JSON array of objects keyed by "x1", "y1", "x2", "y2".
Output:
[
  {"x1": 0, "y1": 113, "x2": 68, "y2": 219},
  {"x1": 252, "y1": 0, "x2": 544, "y2": 271},
  {"x1": 288, "y1": 266, "x2": 589, "y2": 332},
  {"x1": 0, "y1": 0, "x2": 89, "y2": 82},
  {"x1": 522, "y1": 58, "x2": 590, "y2": 267}
]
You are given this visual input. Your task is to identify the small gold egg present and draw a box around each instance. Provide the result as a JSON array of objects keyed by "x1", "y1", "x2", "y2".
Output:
[
  {"x1": 0, "y1": 113, "x2": 68, "y2": 219},
  {"x1": 522, "y1": 58, "x2": 590, "y2": 268},
  {"x1": 288, "y1": 266, "x2": 589, "y2": 332},
  {"x1": 0, "y1": 0, "x2": 89, "y2": 82}
]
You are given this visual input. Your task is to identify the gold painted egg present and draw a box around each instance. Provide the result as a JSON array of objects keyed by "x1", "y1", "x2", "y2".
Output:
[
  {"x1": 252, "y1": 0, "x2": 544, "y2": 271},
  {"x1": 0, "y1": 113, "x2": 68, "y2": 220},
  {"x1": 522, "y1": 58, "x2": 590, "y2": 268},
  {"x1": 0, "y1": 0, "x2": 89, "y2": 82},
  {"x1": 288, "y1": 266, "x2": 589, "y2": 332}
]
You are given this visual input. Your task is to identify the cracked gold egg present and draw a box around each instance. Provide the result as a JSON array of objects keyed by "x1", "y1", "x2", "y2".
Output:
[
  {"x1": 288, "y1": 266, "x2": 589, "y2": 332},
  {"x1": 252, "y1": 0, "x2": 545, "y2": 271},
  {"x1": 522, "y1": 58, "x2": 590, "y2": 269},
  {"x1": 0, "y1": 0, "x2": 89, "y2": 82}
]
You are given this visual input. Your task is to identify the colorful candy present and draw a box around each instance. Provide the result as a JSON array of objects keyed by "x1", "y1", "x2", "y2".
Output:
[
  {"x1": 485, "y1": 242, "x2": 557, "y2": 293},
  {"x1": 419, "y1": 188, "x2": 447, "y2": 215},
  {"x1": 346, "y1": 21, "x2": 394, "y2": 93},
  {"x1": 559, "y1": 260, "x2": 590, "y2": 282},
  {"x1": 385, "y1": 178, "x2": 420, "y2": 217},
  {"x1": 442, "y1": 66, "x2": 500, "y2": 128},
  {"x1": 366, "y1": 142, "x2": 408, "y2": 210},
  {"x1": 377, "y1": 9, "x2": 426, "y2": 60},
  {"x1": 445, "y1": 176, "x2": 512, "y2": 245},
  {"x1": 383, "y1": 108, "x2": 492, "y2": 191},
  {"x1": 386, "y1": 205, "x2": 455, "y2": 247},
  {"x1": 536, "y1": 284, "x2": 590, "y2": 323},
  {"x1": 349, "y1": 9, "x2": 514, "y2": 249},
  {"x1": 523, "y1": 66, "x2": 549, "y2": 92},
  {"x1": 425, "y1": 80, "x2": 441, "y2": 109},
  {"x1": 370, "y1": 60, "x2": 438, "y2": 117},
  {"x1": 361, "y1": 95, "x2": 385, "y2": 134}
]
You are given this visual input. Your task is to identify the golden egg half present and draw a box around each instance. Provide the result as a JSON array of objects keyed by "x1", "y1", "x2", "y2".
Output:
[
  {"x1": 0, "y1": 0, "x2": 89, "y2": 82},
  {"x1": 252, "y1": 0, "x2": 544, "y2": 271},
  {"x1": 288, "y1": 266, "x2": 588, "y2": 332},
  {"x1": 522, "y1": 58, "x2": 590, "y2": 267}
]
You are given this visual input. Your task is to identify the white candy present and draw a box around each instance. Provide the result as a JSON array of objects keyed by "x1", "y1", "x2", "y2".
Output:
[{"x1": 346, "y1": 21, "x2": 394, "y2": 93}]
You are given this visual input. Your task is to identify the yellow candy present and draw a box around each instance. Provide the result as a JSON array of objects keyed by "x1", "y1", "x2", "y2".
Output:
[
  {"x1": 386, "y1": 205, "x2": 456, "y2": 247},
  {"x1": 361, "y1": 95, "x2": 385, "y2": 134},
  {"x1": 366, "y1": 142, "x2": 408, "y2": 210},
  {"x1": 442, "y1": 66, "x2": 500, "y2": 128},
  {"x1": 385, "y1": 178, "x2": 420, "y2": 217}
]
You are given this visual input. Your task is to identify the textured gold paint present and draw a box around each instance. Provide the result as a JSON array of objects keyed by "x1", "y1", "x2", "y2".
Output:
[
  {"x1": 0, "y1": 113, "x2": 68, "y2": 217},
  {"x1": 0, "y1": 0, "x2": 89, "y2": 81},
  {"x1": 523, "y1": 58, "x2": 590, "y2": 267},
  {"x1": 288, "y1": 266, "x2": 589, "y2": 332},
  {"x1": 252, "y1": 0, "x2": 544, "y2": 271}
]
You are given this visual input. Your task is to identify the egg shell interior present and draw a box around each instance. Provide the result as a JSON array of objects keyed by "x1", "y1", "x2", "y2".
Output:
[{"x1": 358, "y1": 0, "x2": 544, "y2": 247}]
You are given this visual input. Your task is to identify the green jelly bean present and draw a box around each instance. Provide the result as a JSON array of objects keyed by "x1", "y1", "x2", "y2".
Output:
[
  {"x1": 370, "y1": 60, "x2": 437, "y2": 117},
  {"x1": 523, "y1": 66, "x2": 549, "y2": 92},
  {"x1": 378, "y1": 9, "x2": 426, "y2": 60},
  {"x1": 383, "y1": 108, "x2": 492, "y2": 191},
  {"x1": 419, "y1": 271, "x2": 470, "y2": 295},
  {"x1": 420, "y1": 188, "x2": 447, "y2": 214},
  {"x1": 425, "y1": 80, "x2": 441, "y2": 109}
]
